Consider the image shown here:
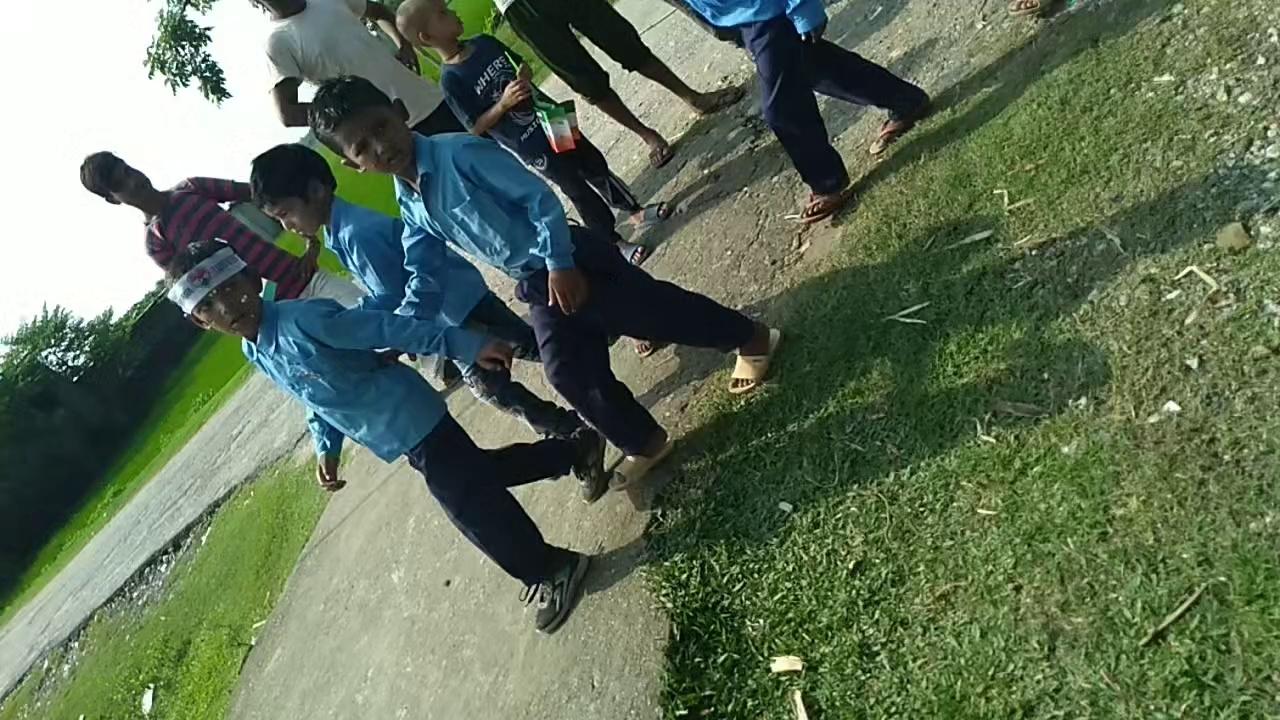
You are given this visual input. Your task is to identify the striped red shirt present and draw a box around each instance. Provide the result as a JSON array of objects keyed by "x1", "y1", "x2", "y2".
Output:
[{"x1": 145, "y1": 177, "x2": 315, "y2": 299}]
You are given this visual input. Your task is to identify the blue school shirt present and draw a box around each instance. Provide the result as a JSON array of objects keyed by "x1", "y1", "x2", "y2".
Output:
[
  {"x1": 680, "y1": 0, "x2": 826, "y2": 35},
  {"x1": 326, "y1": 197, "x2": 488, "y2": 324},
  {"x1": 394, "y1": 134, "x2": 575, "y2": 296},
  {"x1": 439, "y1": 35, "x2": 556, "y2": 173},
  {"x1": 243, "y1": 298, "x2": 487, "y2": 461}
]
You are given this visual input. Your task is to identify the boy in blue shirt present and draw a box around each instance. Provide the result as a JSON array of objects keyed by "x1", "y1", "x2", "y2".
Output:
[
  {"x1": 397, "y1": 0, "x2": 666, "y2": 266},
  {"x1": 307, "y1": 76, "x2": 783, "y2": 492},
  {"x1": 165, "y1": 240, "x2": 606, "y2": 634},
  {"x1": 676, "y1": 0, "x2": 930, "y2": 224},
  {"x1": 248, "y1": 143, "x2": 584, "y2": 448}
]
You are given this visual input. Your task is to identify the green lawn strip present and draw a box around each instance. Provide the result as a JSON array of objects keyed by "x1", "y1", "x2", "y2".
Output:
[
  {"x1": 0, "y1": 461, "x2": 328, "y2": 720},
  {"x1": 650, "y1": 2, "x2": 1280, "y2": 718},
  {"x1": 0, "y1": 334, "x2": 251, "y2": 625}
]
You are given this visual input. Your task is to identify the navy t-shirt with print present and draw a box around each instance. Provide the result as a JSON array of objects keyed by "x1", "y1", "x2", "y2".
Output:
[{"x1": 440, "y1": 34, "x2": 556, "y2": 173}]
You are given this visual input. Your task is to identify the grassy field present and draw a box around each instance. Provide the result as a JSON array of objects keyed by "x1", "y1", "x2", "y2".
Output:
[
  {"x1": 0, "y1": 334, "x2": 250, "y2": 628},
  {"x1": 0, "y1": 461, "x2": 327, "y2": 720},
  {"x1": 649, "y1": 1, "x2": 1280, "y2": 718}
]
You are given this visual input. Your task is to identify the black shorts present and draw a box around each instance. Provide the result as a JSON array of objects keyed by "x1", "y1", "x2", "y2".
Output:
[
  {"x1": 502, "y1": 0, "x2": 658, "y2": 102},
  {"x1": 412, "y1": 101, "x2": 467, "y2": 136}
]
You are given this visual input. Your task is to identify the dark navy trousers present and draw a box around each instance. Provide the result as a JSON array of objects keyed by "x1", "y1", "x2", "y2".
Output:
[
  {"x1": 538, "y1": 134, "x2": 641, "y2": 245},
  {"x1": 517, "y1": 228, "x2": 755, "y2": 456},
  {"x1": 405, "y1": 415, "x2": 574, "y2": 585},
  {"x1": 736, "y1": 15, "x2": 928, "y2": 194}
]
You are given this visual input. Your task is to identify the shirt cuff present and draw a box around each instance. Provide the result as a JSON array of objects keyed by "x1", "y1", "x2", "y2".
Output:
[
  {"x1": 788, "y1": 0, "x2": 828, "y2": 35},
  {"x1": 443, "y1": 328, "x2": 488, "y2": 365},
  {"x1": 545, "y1": 253, "x2": 576, "y2": 271}
]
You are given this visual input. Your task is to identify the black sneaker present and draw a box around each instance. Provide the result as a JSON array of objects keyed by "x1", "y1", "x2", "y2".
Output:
[
  {"x1": 521, "y1": 551, "x2": 591, "y2": 634},
  {"x1": 537, "y1": 409, "x2": 584, "y2": 440},
  {"x1": 572, "y1": 427, "x2": 608, "y2": 504}
]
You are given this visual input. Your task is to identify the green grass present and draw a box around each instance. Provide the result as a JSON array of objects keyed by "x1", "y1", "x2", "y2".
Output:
[
  {"x1": 0, "y1": 334, "x2": 251, "y2": 627},
  {"x1": 649, "y1": 1, "x2": 1280, "y2": 717},
  {"x1": 0, "y1": 461, "x2": 327, "y2": 720}
]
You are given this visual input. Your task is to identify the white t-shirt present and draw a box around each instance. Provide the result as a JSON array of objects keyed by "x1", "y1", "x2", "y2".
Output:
[{"x1": 266, "y1": 0, "x2": 443, "y2": 126}]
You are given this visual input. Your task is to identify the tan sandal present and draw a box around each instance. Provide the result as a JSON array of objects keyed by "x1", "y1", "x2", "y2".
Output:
[
  {"x1": 611, "y1": 437, "x2": 677, "y2": 490},
  {"x1": 729, "y1": 328, "x2": 782, "y2": 394},
  {"x1": 1008, "y1": 0, "x2": 1044, "y2": 17}
]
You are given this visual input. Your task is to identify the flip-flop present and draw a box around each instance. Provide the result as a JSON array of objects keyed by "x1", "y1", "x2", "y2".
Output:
[
  {"x1": 1008, "y1": 0, "x2": 1044, "y2": 16},
  {"x1": 694, "y1": 85, "x2": 745, "y2": 115},
  {"x1": 617, "y1": 241, "x2": 651, "y2": 266},
  {"x1": 611, "y1": 437, "x2": 677, "y2": 490},
  {"x1": 634, "y1": 339, "x2": 670, "y2": 358},
  {"x1": 649, "y1": 141, "x2": 675, "y2": 168},
  {"x1": 869, "y1": 99, "x2": 932, "y2": 157},
  {"x1": 628, "y1": 202, "x2": 671, "y2": 231},
  {"x1": 729, "y1": 328, "x2": 782, "y2": 395},
  {"x1": 798, "y1": 189, "x2": 853, "y2": 225}
]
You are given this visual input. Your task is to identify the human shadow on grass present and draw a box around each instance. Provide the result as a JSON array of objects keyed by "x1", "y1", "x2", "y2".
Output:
[
  {"x1": 626, "y1": 168, "x2": 1265, "y2": 559},
  {"x1": 832, "y1": 0, "x2": 1173, "y2": 224},
  {"x1": 622, "y1": 44, "x2": 939, "y2": 257}
]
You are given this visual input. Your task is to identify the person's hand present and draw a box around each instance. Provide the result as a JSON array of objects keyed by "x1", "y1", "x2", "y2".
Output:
[
  {"x1": 476, "y1": 340, "x2": 514, "y2": 371},
  {"x1": 500, "y1": 78, "x2": 533, "y2": 111},
  {"x1": 547, "y1": 268, "x2": 589, "y2": 315},
  {"x1": 316, "y1": 454, "x2": 345, "y2": 492},
  {"x1": 301, "y1": 237, "x2": 322, "y2": 274},
  {"x1": 516, "y1": 62, "x2": 532, "y2": 83},
  {"x1": 395, "y1": 40, "x2": 421, "y2": 73},
  {"x1": 800, "y1": 22, "x2": 827, "y2": 43}
]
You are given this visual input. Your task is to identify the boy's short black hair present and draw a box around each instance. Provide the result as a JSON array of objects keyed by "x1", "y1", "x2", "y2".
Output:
[
  {"x1": 308, "y1": 75, "x2": 395, "y2": 151},
  {"x1": 80, "y1": 151, "x2": 125, "y2": 201},
  {"x1": 250, "y1": 144, "x2": 337, "y2": 207},
  {"x1": 165, "y1": 240, "x2": 232, "y2": 285}
]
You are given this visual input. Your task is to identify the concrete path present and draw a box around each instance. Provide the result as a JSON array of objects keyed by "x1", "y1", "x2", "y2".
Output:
[
  {"x1": 0, "y1": 374, "x2": 308, "y2": 698},
  {"x1": 226, "y1": 0, "x2": 927, "y2": 715}
]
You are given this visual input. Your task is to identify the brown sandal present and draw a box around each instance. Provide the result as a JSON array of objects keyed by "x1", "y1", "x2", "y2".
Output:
[
  {"x1": 869, "y1": 98, "x2": 932, "y2": 157},
  {"x1": 799, "y1": 189, "x2": 853, "y2": 224},
  {"x1": 649, "y1": 140, "x2": 675, "y2": 168}
]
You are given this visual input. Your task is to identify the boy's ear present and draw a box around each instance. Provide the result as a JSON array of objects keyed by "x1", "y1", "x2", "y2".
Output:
[
  {"x1": 306, "y1": 179, "x2": 330, "y2": 201},
  {"x1": 392, "y1": 99, "x2": 410, "y2": 123}
]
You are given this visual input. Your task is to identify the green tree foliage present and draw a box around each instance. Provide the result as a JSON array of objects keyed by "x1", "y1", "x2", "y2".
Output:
[
  {"x1": 145, "y1": 0, "x2": 230, "y2": 104},
  {"x1": 0, "y1": 297, "x2": 200, "y2": 601}
]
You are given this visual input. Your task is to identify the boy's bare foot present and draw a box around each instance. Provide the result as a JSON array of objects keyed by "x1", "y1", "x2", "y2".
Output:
[
  {"x1": 638, "y1": 428, "x2": 670, "y2": 458},
  {"x1": 730, "y1": 325, "x2": 783, "y2": 395},
  {"x1": 634, "y1": 339, "x2": 670, "y2": 358},
  {"x1": 611, "y1": 428, "x2": 676, "y2": 491},
  {"x1": 688, "y1": 85, "x2": 745, "y2": 115},
  {"x1": 737, "y1": 322, "x2": 773, "y2": 358},
  {"x1": 869, "y1": 97, "x2": 932, "y2": 157},
  {"x1": 1008, "y1": 0, "x2": 1045, "y2": 16},
  {"x1": 799, "y1": 189, "x2": 853, "y2": 225},
  {"x1": 626, "y1": 202, "x2": 672, "y2": 231},
  {"x1": 617, "y1": 241, "x2": 650, "y2": 266},
  {"x1": 644, "y1": 132, "x2": 675, "y2": 168}
]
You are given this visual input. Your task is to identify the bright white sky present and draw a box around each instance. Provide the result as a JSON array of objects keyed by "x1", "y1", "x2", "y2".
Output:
[{"x1": 0, "y1": 0, "x2": 302, "y2": 337}]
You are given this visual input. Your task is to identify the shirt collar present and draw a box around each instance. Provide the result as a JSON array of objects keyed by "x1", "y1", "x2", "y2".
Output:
[
  {"x1": 329, "y1": 196, "x2": 352, "y2": 231},
  {"x1": 247, "y1": 301, "x2": 280, "y2": 359}
]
